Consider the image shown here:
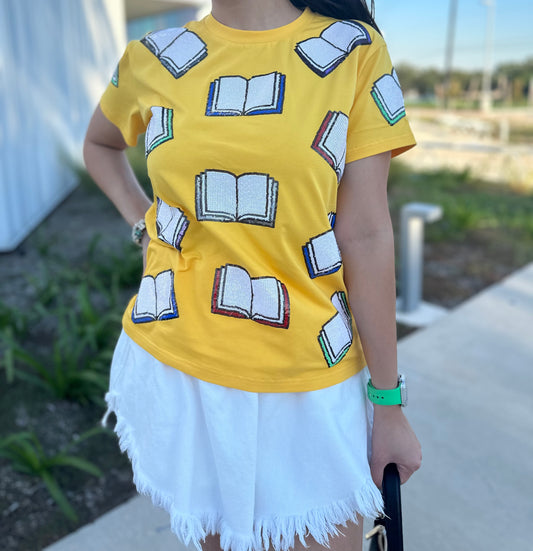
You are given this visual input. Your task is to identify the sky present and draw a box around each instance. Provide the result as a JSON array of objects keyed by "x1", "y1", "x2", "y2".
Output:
[{"x1": 376, "y1": 0, "x2": 533, "y2": 70}]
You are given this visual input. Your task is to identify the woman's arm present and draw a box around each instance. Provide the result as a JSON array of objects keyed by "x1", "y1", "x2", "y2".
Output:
[
  {"x1": 335, "y1": 152, "x2": 421, "y2": 487},
  {"x1": 83, "y1": 105, "x2": 152, "y2": 262}
]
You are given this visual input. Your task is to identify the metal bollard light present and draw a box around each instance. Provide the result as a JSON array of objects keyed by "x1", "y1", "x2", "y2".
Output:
[{"x1": 398, "y1": 202, "x2": 443, "y2": 313}]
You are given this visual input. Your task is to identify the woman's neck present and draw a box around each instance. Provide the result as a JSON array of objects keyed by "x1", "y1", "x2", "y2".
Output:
[{"x1": 210, "y1": 0, "x2": 304, "y2": 31}]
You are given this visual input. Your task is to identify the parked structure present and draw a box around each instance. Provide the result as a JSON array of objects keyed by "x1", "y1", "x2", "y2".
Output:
[{"x1": 0, "y1": 0, "x2": 206, "y2": 252}]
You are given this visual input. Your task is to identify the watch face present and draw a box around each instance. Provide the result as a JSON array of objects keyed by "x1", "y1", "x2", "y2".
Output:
[{"x1": 399, "y1": 373, "x2": 408, "y2": 407}]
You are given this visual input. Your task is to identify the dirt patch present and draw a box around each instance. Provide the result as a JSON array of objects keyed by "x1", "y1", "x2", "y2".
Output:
[{"x1": 0, "y1": 187, "x2": 138, "y2": 551}]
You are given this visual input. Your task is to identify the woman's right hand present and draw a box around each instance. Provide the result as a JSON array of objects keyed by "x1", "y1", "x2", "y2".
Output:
[{"x1": 370, "y1": 404, "x2": 422, "y2": 489}]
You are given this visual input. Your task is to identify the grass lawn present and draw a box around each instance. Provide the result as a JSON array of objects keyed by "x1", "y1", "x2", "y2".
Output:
[{"x1": 388, "y1": 162, "x2": 533, "y2": 262}]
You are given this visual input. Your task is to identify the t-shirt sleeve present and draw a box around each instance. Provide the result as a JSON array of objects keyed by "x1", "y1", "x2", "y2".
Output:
[
  {"x1": 99, "y1": 41, "x2": 147, "y2": 147},
  {"x1": 345, "y1": 36, "x2": 416, "y2": 163}
]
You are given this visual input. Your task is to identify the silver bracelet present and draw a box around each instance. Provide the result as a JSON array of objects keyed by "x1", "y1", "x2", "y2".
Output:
[{"x1": 131, "y1": 218, "x2": 146, "y2": 247}]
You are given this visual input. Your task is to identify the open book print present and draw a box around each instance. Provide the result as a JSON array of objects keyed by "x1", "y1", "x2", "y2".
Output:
[
  {"x1": 212, "y1": 264, "x2": 290, "y2": 329},
  {"x1": 111, "y1": 64, "x2": 119, "y2": 87},
  {"x1": 206, "y1": 72, "x2": 286, "y2": 116},
  {"x1": 132, "y1": 269, "x2": 178, "y2": 324},
  {"x1": 371, "y1": 68, "x2": 406, "y2": 125},
  {"x1": 318, "y1": 291, "x2": 353, "y2": 367},
  {"x1": 303, "y1": 229, "x2": 342, "y2": 279},
  {"x1": 295, "y1": 20, "x2": 371, "y2": 77},
  {"x1": 145, "y1": 106, "x2": 174, "y2": 157},
  {"x1": 311, "y1": 111, "x2": 349, "y2": 181},
  {"x1": 156, "y1": 198, "x2": 189, "y2": 251},
  {"x1": 141, "y1": 27, "x2": 207, "y2": 79},
  {"x1": 196, "y1": 170, "x2": 278, "y2": 227}
]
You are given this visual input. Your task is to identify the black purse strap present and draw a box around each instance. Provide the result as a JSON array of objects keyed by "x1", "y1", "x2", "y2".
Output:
[{"x1": 366, "y1": 463, "x2": 404, "y2": 551}]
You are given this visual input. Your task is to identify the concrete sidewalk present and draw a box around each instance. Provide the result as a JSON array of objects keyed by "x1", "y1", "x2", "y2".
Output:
[
  {"x1": 45, "y1": 262, "x2": 533, "y2": 551},
  {"x1": 398, "y1": 261, "x2": 533, "y2": 550}
]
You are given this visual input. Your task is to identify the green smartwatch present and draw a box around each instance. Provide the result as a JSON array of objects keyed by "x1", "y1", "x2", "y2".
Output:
[{"x1": 367, "y1": 374, "x2": 407, "y2": 406}]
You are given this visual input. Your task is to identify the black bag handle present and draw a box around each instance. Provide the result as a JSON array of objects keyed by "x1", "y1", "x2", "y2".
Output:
[{"x1": 366, "y1": 463, "x2": 403, "y2": 551}]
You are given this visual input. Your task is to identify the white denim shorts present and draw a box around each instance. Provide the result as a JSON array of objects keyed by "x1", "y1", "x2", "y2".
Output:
[{"x1": 102, "y1": 330, "x2": 383, "y2": 551}]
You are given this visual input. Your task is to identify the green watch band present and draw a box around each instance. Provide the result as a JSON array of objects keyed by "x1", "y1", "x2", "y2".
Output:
[{"x1": 367, "y1": 374, "x2": 407, "y2": 406}]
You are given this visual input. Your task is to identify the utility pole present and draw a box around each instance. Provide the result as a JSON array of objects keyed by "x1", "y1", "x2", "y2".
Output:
[
  {"x1": 481, "y1": 0, "x2": 495, "y2": 112},
  {"x1": 443, "y1": 0, "x2": 458, "y2": 110}
]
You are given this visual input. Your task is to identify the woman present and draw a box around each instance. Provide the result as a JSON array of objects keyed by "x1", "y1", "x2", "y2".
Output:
[{"x1": 84, "y1": 1, "x2": 421, "y2": 550}]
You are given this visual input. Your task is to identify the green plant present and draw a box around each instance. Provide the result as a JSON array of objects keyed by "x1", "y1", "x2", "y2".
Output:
[
  {"x1": 0, "y1": 327, "x2": 18, "y2": 383},
  {"x1": 388, "y1": 163, "x2": 533, "y2": 246},
  {"x1": 0, "y1": 299, "x2": 28, "y2": 337},
  {"x1": 0, "y1": 428, "x2": 105, "y2": 522},
  {"x1": 0, "y1": 323, "x2": 110, "y2": 404},
  {"x1": 31, "y1": 234, "x2": 141, "y2": 307},
  {"x1": 26, "y1": 262, "x2": 69, "y2": 309},
  {"x1": 72, "y1": 281, "x2": 123, "y2": 350},
  {"x1": 89, "y1": 240, "x2": 143, "y2": 292},
  {"x1": 0, "y1": 299, "x2": 29, "y2": 382},
  {"x1": 26, "y1": 236, "x2": 121, "y2": 310},
  {"x1": 3, "y1": 236, "x2": 135, "y2": 404}
]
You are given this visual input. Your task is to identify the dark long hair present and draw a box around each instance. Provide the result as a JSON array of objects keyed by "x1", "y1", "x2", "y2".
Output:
[{"x1": 289, "y1": 0, "x2": 380, "y2": 32}]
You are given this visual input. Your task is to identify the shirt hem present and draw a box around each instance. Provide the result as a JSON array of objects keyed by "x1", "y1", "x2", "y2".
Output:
[
  {"x1": 345, "y1": 134, "x2": 416, "y2": 164},
  {"x1": 122, "y1": 324, "x2": 364, "y2": 393}
]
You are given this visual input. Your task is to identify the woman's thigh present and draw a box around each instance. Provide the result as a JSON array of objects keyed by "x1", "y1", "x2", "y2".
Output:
[
  {"x1": 201, "y1": 518, "x2": 363, "y2": 551},
  {"x1": 293, "y1": 519, "x2": 363, "y2": 551}
]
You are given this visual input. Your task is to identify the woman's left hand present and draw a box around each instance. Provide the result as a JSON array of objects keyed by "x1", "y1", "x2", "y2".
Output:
[{"x1": 370, "y1": 405, "x2": 422, "y2": 488}]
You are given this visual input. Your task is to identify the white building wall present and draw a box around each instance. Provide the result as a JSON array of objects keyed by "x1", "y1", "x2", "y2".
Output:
[{"x1": 0, "y1": 0, "x2": 127, "y2": 252}]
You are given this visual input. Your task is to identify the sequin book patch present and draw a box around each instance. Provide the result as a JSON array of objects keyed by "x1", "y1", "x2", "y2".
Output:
[
  {"x1": 295, "y1": 20, "x2": 371, "y2": 77},
  {"x1": 302, "y1": 229, "x2": 342, "y2": 279},
  {"x1": 155, "y1": 198, "x2": 189, "y2": 251},
  {"x1": 141, "y1": 27, "x2": 207, "y2": 79},
  {"x1": 211, "y1": 264, "x2": 290, "y2": 329},
  {"x1": 132, "y1": 269, "x2": 179, "y2": 323},
  {"x1": 195, "y1": 170, "x2": 278, "y2": 228},
  {"x1": 318, "y1": 291, "x2": 353, "y2": 367},
  {"x1": 206, "y1": 72, "x2": 286, "y2": 116},
  {"x1": 370, "y1": 68, "x2": 406, "y2": 126},
  {"x1": 145, "y1": 106, "x2": 174, "y2": 157},
  {"x1": 311, "y1": 111, "x2": 349, "y2": 181}
]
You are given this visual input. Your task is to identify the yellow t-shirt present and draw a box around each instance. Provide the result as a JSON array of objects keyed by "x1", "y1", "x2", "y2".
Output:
[{"x1": 100, "y1": 8, "x2": 416, "y2": 392}]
